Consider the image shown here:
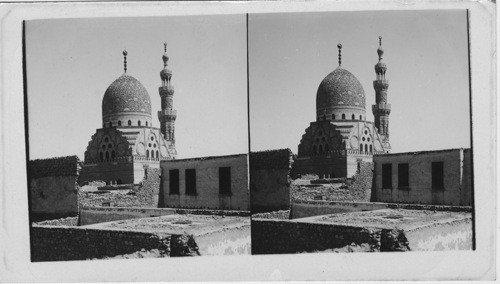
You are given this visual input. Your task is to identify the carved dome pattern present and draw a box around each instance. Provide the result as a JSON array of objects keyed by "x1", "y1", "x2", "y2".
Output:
[
  {"x1": 316, "y1": 68, "x2": 366, "y2": 110},
  {"x1": 102, "y1": 74, "x2": 152, "y2": 116}
]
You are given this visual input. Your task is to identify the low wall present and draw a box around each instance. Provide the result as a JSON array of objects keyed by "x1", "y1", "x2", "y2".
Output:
[
  {"x1": 291, "y1": 200, "x2": 388, "y2": 219},
  {"x1": 79, "y1": 206, "x2": 251, "y2": 226},
  {"x1": 251, "y1": 219, "x2": 376, "y2": 254},
  {"x1": 31, "y1": 225, "x2": 175, "y2": 261},
  {"x1": 404, "y1": 218, "x2": 473, "y2": 251},
  {"x1": 195, "y1": 224, "x2": 251, "y2": 255}
]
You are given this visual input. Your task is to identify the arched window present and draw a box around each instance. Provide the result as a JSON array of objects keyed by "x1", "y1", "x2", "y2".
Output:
[
  {"x1": 369, "y1": 145, "x2": 373, "y2": 153},
  {"x1": 109, "y1": 122, "x2": 112, "y2": 127},
  {"x1": 118, "y1": 121, "x2": 121, "y2": 126},
  {"x1": 332, "y1": 114, "x2": 335, "y2": 120},
  {"x1": 360, "y1": 143, "x2": 363, "y2": 153},
  {"x1": 128, "y1": 120, "x2": 132, "y2": 126},
  {"x1": 156, "y1": 151, "x2": 159, "y2": 160},
  {"x1": 324, "y1": 144, "x2": 329, "y2": 152},
  {"x1": 365, "y1": 144, "x2": 368, "y2": 153},
  {"x1": 352, "y1": 114, "x2": 355, "y2": 120},
  {"x1": 138, "y1": 120, "x2": 141, "y2": 126},
  {"x1": 313, "y1": 145, "x2": 317, "y2": 154},
  {"x1": 111, "y1": 150, "x2": 115, "y2": 160},
  {"x1": 99, "y1": 152, "x2": 103, "y2": 162},
  {"x1": 146, "y1": 150, "x2": 149, "y2": 159},
  {"x1": 319, "y1": 145, "x2": 323, "y2": 154},
  {"x1": 359, "y1": 115, "x2": 362, "y2": 120},
  {"x1": 117, "y1": 179, "x2": 122, "y2": 185},
  {"x1": 342, "y1": 114, "x2": 346, "y2": 120},
  {"x1": 146, "y1": 121, "x2": 148, "y2": 126},
  {"x1": 105, "y1": 151, "x2": 110, "y2": 161}
]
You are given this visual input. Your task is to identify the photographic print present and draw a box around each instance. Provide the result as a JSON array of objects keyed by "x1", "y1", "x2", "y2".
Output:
[
  {"x1": 25, "y1": 14, "x2": 250, "y2": 261},
  {"x1": 249, "y1": 10, "x2": 474, "y2": 254}
]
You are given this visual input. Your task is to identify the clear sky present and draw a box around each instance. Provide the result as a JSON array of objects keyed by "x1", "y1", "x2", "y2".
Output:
[
  {"x1": 26, "y1": 15, "x2": 248, "y2": 160},
  {"x1": 249, "y1": 10, "x2": 471, "y2": 154}
]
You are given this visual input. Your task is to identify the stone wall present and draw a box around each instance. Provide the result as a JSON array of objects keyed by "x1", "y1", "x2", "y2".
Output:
[
  {"x1": 251, "y1": 219, "x2": 377, "y2": 254},
  {"x1": 79, "y1": 160, "x2": 134, "y2": 185},
  {"x1": 250, "y1": 149, "x2": 293, "y2": 213},
  {"x1": 291, "y1": 200, "x2": 387, "y2": 219},
  {"x1": 373, "y1": 148, "x2": 472, "y2": 206},
  {"x1": 78, "y1": 166, "x2": 161, "y2": 208},
  {"x1": 346, "y1": 161, "x2": 373, "y2": 201},
  {"x1": 28, "y1": 156, "x2": 80, "y2": 217},
  {"x1": 31, "y1": 225, "x2": 174, "y2": 261},
  {"x1": 161, "y1": 154, "x2": 249, "y2": 211},
  {"x1": 291, "y1": 155, "x2": 348, "y2": 179},
  {"x1": 252, "y1": 210, "x2": 291, "y2": 220}
]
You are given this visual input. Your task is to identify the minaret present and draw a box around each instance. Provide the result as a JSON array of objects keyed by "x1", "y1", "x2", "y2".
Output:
[
  {"x1": 158, "y1": 43, "x2": 177, "y2": 145},
  {"x1": 372, "y1": 36, "x2": 391, "y2": 150}
]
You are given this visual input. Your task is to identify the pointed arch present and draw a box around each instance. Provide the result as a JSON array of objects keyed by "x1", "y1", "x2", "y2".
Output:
[
  {"x1": 146, "y1": 149, "x2": 149, "y2": 159},
  {"x1": 342, "y1": 114, "x2": 346, "y2": 120}
]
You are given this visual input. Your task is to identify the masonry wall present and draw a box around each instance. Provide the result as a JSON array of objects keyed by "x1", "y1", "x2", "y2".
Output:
[
  {"x1": 291, "y1": 155, "x2": 348, "y2": 179},
  {"x1": 79, "y1": 160, "x2": 134, "y2": 185},
  {"x1": 161, "y1": 154, "x2": 249, "y2": 211},
  {"x1": 30, "y1": 225, "x2": 176, "y2": 261},
  {"x1": 28, "y1": 156, "x2": 80, "y2": 217},
  {"x1": 291, "y1": 200, "x2": 387, "y2": 219},
  {"x1": 251, "y1": 219, "x2": 376, "y2": 254},
  {"x1": 250, "y1": 149, "x2": 293, "y2": 213},
  {"x1": 373, "y1": 149, "x2": 472, "y2": 206}
]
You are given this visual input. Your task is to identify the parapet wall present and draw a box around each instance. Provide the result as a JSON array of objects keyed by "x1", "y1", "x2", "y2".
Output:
[
  {"x1": 291, "y1": 200, "x2": 387, "y2": 219},
  {"x1": 31, "y1": 225, "x2": 173, "y2": 261},
  {"x1": 28, "y1": 156, "x2": 80, "y2": 217},
  {"x1": 251, "y1": 219, "x2": 376, "y2": 254},
  {"x1": 250, "y1": 149, "x2": 294, "y2": 213}
]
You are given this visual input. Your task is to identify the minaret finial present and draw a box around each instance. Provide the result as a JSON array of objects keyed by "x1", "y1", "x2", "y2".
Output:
[
  {"x1": 337, "y1": 43, "x2": 342, "y2": 67},
  {"x1": 162, "y1": 42, "x2": 169, "y2": 68},
  {"x1": 164, "y1": 42, "x2": 167, "y2": 53},
  {"x1": 377, "y1": 36, "x2": 384, "y2": 62},
  {"x1": 123, "y1": 50, "x2": 128, "y2": 73}
]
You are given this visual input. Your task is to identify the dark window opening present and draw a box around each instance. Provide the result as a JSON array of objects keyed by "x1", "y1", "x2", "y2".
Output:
[
  {"x1": 313, "y1": 145, "x2": 317, "y2": 154},
  {"x1": 360, "y1": 115, "x2": 362, "y2": 120},
  {"x1": 169, "y1": 169, "x2": 180, "y2": 194},
  {"x1": 111, "y1": 150, "x2": 115, "y2": 160},
  {"x1": 369, "y1": 145, "x2": 373, "y2": 153},
  {"x1": 109, "y1": 122, "x2": 112, "y2": 127},
  {"x1": 364, "y1": 144, "x2": 368, "y2": 153},
  {"x1": 117, "y1": 179, "x2": 122, "y2": 185},
  {"x1": 342, "y1": 114, "x2": 346, "y2": 120},
  {"x1": 128, "y1": 120, "x2": 132, "y2": 126},
  {"x1": 382, "y1": 163, "x2": 392, "y2": 189},
  {"x1": 432, "y1": 162, "x2": 444, "y2": 189},
  {"x1": 332, "y1": 114, "x2": 335, "y2": 120},
  {"x1": 318, "y1": 145, "x2": 323, "y2": 154},
  {"x1": 185, "y1": 169, "x2": 196, "y2": 196},
  {"x1": 156, "y1": 150, "x2": 159, "y2": 160},
  {"x1": 146, "y1": 121, "x2": 148, "y2": 126},
  {"x1": 360, "y1": 143, "x2": 363, "y2": 152},
  {"x1": 219, "y1": 167, "x2": 231, "y2": 195},
  {"x1": 99, "y1": 152, "x2": 103, "y2": 162},
  {"x1": 324, "y1": 144, "x2": 329, "y2": 152},
  {"x1": 323, "y1": 115, "x2": 326, "y2": 121},
  {"x1": 105, "y1": 151, "x2": 110, "y2": 161},
  {"x1": 352, "y1": 114, "x2": 355, "y2": 120},
  {"x1": 146, "y1": 150, "x2": 149, "y2": 159},
  {"x1": 138, "y1": 120, "x2": 141, "y2": 126},
  {"x1": 118, "y1": 121, "x2": 121, "y2": 126},
  {"x1": 398, "y1": 163, "x2": 409, "y2": 188}
]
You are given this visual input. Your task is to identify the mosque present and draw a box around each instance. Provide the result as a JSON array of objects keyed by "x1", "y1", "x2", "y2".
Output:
[
  {"x1": 79, "y1": 44, "x2": 177, "y2": 185},
  {"x1": 291, "y1": 37, "x2": 392, "y2": 179}
]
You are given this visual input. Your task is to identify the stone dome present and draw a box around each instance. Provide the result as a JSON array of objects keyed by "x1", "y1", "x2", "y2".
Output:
[
  {"x1": 102, "y1": 74, "x2": 152, "y2": 118},
  {"x1": 316, "y1": 67, "x2": 366, "y2": 113}
]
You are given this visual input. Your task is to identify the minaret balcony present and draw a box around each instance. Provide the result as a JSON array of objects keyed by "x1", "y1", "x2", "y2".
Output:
[
  {"x1": 158, "y1": 109, "x2": 177, "y2": 116},
  {"x1": 373, "y1": 80, "x2": 389, "y2": 90},
  {"x1": 372, "y1": 103, "x2": 391, "y2": 115}
]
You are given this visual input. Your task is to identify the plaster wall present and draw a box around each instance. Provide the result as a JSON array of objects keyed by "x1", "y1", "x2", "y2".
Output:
[
  {"x1": 161, "y1": 154, "x2": 249, "y2": 211},
  {"x1": 373, "y1": 149, "x2": 472, "y2": 206},
  {"x1": 30, "y1": 176, "x2": 79, "y2": 215},
  {"x1": 404, "y1": 218, "x2": 473, "y2": 251}
]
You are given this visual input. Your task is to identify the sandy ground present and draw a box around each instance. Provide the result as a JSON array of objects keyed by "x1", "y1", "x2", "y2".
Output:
[
  {"x1": 84, "y1": 214, "x2": 250, "y2": 235},
  {"x1": 295, "y1": 208, "x2": 471, "y2": 230}
]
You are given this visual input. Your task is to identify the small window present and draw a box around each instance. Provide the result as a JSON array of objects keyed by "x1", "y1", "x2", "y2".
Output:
[
  {"x1": 138, "y1": 120, "x2": 141, "y2": 126},
  {"x1": 118, "y1": 121, "x2": 121, "y2": 126},
  {"x1": 146, "y1": 150, "x2": 149, "y2": 158},
  {"x1": 432, "y1": 162, "x2": 444, "y2": 189},
  {"x1": 156, "y1": 150, "x2": 159, "y2": 159},
  {"x1": 185, "y1": 169, "x2": 196, "y2": 196},
  {"x1": 117, "y1": 179, "x2": 122, "y2": 185},
  {"x1": 324, "y1": 144, "x2": 329, "y2": 152},
  {"x1": 128, "y1": 120, "x2": 132, "y2": 126},
  {"x1": 105, "y1": 151, "x2": 110, "y2": 161},
  {"x1": 318, "y1": 145, "x2": 323, "y2": 154},
  {"x1": 369, "y1": 145, "x2": 372, "y2": 153},
  {"x1": 169, "y1": 169, "x2": 180, "y2": 194},
  {"x1": 359, "y1": 115, "x2": 362, "y2": 120},
  {"x1": 109, "y1": 122, "x2": 112, "y2": 127},
  {"x1": 146, "y1": 121, "x2": 148, "y2": 126},
  {"x1": 99, "y1": 152, "x2": 103, "y2": 162},
  {"x1": 342, "y1": 114, "x2": 346, "y2": 120},
  {"x1": 398, "y1": 163, "x2": 409, "y2": 188},
  {"x1": 360, "y1": 143, "x2": 363, "y2": 152},
  {"x1": 313, "y1": 145, "x2": 317, "y2": 154},
  {"x1": 219, "y1": 167, "x2": 231, "y2": 195},
  {"x1": 332, "y1": 114, "x2": 335, "y2": 120},
  {"x1": 111, "y1": 150, "x2": 115, "y2": 159},
  {"x1": 352, "y1": 114, "x2": 355, "y2": 120},
  {"x1": 382, "y1": 163, "x2": 392, "y2": 189},
  {"x1": 364, "y1": 144, "x2": 368, "y2": 153}
]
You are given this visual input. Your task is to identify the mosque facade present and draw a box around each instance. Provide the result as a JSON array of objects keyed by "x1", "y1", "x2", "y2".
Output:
[
  {"x1": 79, "y1": 44, "x2": 177, "y2": 185},
  {"x1": 291, "y1": 37, "x2": 392, "y2": 179}
]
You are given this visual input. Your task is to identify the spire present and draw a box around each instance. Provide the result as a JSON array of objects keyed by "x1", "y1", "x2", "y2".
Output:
[
  {"x1": 162, "y1": 42, "x2": 169, "y2": 68},
  {"x1": 377, "y1": 36, "x2": 384, "y2": 62},
  {"x1": 337, "y1": 43, "x2": 342, "y2": 67},
  {"x1": 123, "y1": 50, "x2": 128, "y2": 73}
]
